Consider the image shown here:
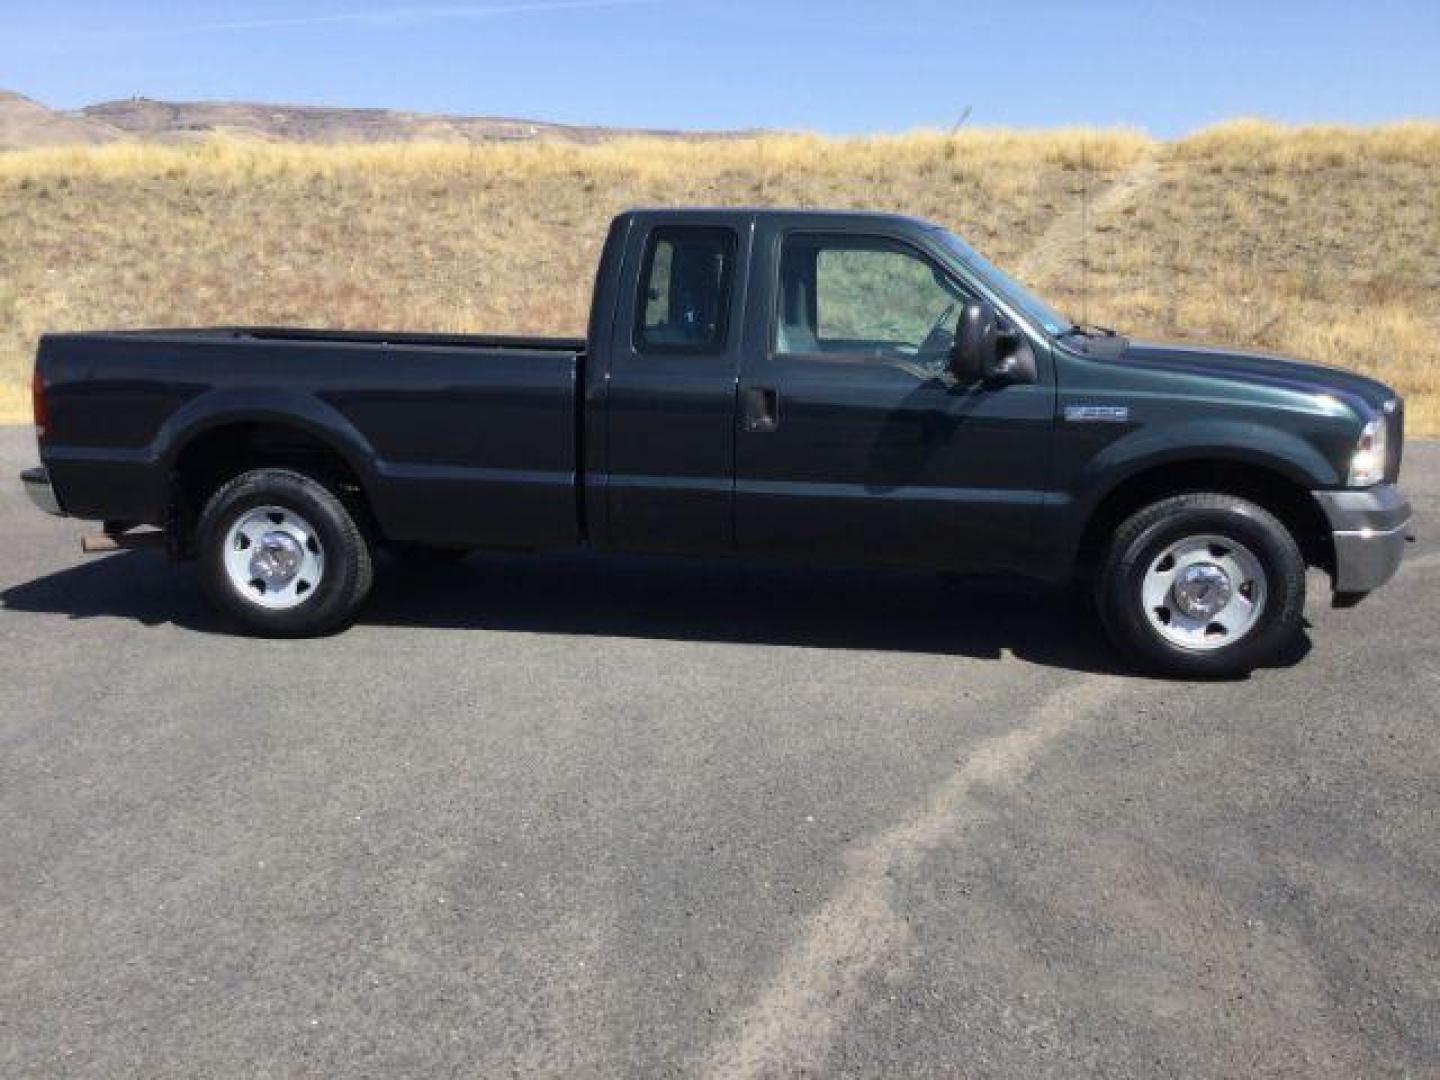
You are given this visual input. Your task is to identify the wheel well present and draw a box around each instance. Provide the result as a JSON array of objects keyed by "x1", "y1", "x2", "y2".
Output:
[
  {"x1": 1075, "y1": 460, "x2": 1334, "y2": 580},
  {"x1": 171, "y1": 422, "x2": 370, "y2": 552}
]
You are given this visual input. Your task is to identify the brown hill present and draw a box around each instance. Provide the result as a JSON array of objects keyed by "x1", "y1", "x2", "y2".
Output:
[
  {"x1": 0, "y1": 91, "x2": 120, "y2": 149},
  {"x1": 63, "y1": 95, "x2": 746, "y2": 146}
]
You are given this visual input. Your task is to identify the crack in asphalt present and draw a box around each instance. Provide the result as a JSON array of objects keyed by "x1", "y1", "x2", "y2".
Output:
[
  {"x1": 701, "y1": 673, "x2": 1129, "y2": 1078},
  {"x1": 700, "y1": 545, "x2": 1435, "y2": 1077}
]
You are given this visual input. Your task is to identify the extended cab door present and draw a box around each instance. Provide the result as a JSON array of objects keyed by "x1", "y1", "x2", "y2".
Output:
[
  {"x1": 596, "y1": 213, "x2": 751, "y2": 555},
  {"x1": 733, "y1": 218, "x2": 1055, "y2": 573}
]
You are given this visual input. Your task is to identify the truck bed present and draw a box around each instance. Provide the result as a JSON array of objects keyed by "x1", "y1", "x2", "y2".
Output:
[{"x1": 37, "y1": 327, "x2": 586, "y2": 551}]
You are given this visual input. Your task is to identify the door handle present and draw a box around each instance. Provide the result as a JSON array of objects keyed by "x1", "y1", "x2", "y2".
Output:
[{"x1": 744, "y1": 386, "x2": 779, "y2": 433}]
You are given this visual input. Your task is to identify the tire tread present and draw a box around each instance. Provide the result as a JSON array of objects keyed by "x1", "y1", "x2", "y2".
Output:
[
  {"x1": 197, "y1": 468, "x2": 373, "y2": 637},
  {"x1": 1097, "y1": 492, "x2": 1306, "y2": 677}
]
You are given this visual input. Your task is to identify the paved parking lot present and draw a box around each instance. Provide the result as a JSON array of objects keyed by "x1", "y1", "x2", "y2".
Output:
[{"x1": 2, "y1": 425, "x2": 1437, "y2": 1078}]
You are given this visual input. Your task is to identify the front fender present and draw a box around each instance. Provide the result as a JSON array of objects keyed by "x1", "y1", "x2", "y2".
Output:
[
  {"x1": 1077, "y1": 419, "x2": 1342, "y2": 507},
  {"x1": 1042, "y1": 418, "x2": 1344, "y2": 579}
]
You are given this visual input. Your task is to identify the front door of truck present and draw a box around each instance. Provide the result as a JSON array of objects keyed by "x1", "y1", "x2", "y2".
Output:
[
  {"x1": 600, "y1": 216, "x2": 749, "y2": 555},
  {"x1": 734, "y1": 226, "x2": 1054, "y2": 573}
]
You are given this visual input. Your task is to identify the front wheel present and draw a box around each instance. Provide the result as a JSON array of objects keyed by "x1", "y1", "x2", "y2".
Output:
[
  {"x1": 1097, "y1": 493, "x2": 1306, "y2": 678},
  {"x1": 196, "y1": 468, "x2": 374, "y2": 637}
]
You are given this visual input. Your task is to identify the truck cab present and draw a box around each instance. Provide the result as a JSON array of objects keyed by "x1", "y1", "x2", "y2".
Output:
[{"x1": 586, "y1": 210, "x2": 1055, "y2": 576}]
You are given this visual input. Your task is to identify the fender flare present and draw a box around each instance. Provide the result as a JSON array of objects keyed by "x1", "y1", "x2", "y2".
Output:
[
  {"x1": 1078, "y1": 419, "x2": 1339, "y2": 507},
  {"x1": 153, "y1": 387, "x2": 380, "y2": 491},
  {"x1": 1054, "y1": 419, "x2": 1342, "y2": 571}
]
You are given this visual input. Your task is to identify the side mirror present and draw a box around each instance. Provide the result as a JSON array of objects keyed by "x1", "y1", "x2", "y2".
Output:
[
  {"x1": 949, "y1": 301, "x2": 999, "y2": 382},
  {"x1": 949, "y1": 301, "x2": 1036, "y2": 386}
]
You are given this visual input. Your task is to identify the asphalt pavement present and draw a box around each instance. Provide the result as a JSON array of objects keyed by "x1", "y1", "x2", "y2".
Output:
[{"x1": 2, "y1": 425, "x2": 1436, "y2": 1078}]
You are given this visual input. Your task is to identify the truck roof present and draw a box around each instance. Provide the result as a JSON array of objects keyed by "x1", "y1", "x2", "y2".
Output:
[{"x1": 617, "y1": 207, "x2": 939, "y2": 230}]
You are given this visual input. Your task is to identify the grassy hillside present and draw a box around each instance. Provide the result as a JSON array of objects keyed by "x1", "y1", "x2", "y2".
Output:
[{"x1": 1, "y1": 122, "x2": 1436, "y2": 431}]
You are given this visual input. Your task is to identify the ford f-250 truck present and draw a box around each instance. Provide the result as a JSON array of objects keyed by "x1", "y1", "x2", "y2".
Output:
[{"x1": 21, "y1": 209, "x2": 1412, "y2": 676}]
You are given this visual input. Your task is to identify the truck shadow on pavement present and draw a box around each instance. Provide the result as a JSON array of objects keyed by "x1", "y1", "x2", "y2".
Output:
[{"x1": 2, "y1": 549, "x2": 1312, "y2": 677}]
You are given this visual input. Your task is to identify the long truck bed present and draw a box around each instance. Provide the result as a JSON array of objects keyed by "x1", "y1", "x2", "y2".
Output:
[{"x1": 36, "y1": 327, "x2": 587, "y2": 551}]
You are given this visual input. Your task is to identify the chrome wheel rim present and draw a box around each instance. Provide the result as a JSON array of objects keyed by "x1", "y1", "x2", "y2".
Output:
[
  {"x1": 1142, "y1": 534, "x2": 1267, "y2": 651},
  {"x1": 222, "y1": 505, "x2": 325, "y2": 610}
]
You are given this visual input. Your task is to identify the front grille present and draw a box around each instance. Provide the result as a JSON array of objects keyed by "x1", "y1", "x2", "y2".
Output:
[{"x1": 1386, "y1": 399, "x2": 1404, "y2": 482}]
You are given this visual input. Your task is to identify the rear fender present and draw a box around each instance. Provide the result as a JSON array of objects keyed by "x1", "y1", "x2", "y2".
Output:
[{"x1": 156, "y1": 388, "x2": 380, "y2": 490}]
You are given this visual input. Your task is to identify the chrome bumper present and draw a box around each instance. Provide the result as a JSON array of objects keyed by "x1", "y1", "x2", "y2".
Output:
[
  {"x1": 21, "y1": 466, "x2": 64, "y2": 517},
  {"x1": 1313, "y1": 485, "x2": 1413, "y2": 596}
]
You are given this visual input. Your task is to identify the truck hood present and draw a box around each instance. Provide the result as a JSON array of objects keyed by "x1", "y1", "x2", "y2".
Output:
[{"x1": 1119, "y1": 340, "x2": 1396, "y2": 414}]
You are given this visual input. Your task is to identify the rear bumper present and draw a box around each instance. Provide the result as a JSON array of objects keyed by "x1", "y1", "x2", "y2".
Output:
[
  {"x1": 1313, "y1": 485, "x2": 1413, "y2": 595},
  {"x1": 20, "y1": 466, "x2": 64, "y2": 517}
]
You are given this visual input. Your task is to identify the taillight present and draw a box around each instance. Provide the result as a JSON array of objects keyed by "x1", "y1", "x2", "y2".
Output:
[{"x1": 32, "y1": 369, "x2": 49, "y2": 442}]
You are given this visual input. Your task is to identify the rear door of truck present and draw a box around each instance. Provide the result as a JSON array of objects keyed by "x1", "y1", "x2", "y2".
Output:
[{"x1": 592, "y1": 211, "x2": 753, "y2": 555}]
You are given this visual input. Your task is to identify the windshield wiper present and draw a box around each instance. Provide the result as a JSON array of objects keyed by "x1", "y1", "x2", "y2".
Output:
[{"x1": 1057, "y1": 322, "x2": 1119, "y2": 340}]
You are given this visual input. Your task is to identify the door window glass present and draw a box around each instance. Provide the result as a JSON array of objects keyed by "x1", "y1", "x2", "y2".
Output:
[
  {"x1": 636, "y1": 228, "x2": 736, "y2": 352},
  {"x1": 775, "y1": 235, "x2": 965, "y2": 363}
]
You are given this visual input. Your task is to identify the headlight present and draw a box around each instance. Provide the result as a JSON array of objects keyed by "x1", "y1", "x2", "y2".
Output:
[{"x1": 1347, "y1": 417, "x2": 1388, "y2": 487}]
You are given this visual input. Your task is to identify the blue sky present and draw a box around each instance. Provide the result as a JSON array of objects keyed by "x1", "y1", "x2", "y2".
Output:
[{"x1": 4, "y1": 0, "x2": 1438, "y2": 136}]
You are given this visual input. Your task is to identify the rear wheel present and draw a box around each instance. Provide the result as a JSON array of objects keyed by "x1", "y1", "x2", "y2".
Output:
[
  {"x1": 1097, "y1": 493, "x2": 1306, "y2": 678},
  {"x1": 197, "y1": 468, "x2": 373, "y2": 637}
]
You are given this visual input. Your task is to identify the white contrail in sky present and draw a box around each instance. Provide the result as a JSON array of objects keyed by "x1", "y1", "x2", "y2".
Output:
[{"x1": 96, "y1": 0, "x2": 655, "y2": 38}]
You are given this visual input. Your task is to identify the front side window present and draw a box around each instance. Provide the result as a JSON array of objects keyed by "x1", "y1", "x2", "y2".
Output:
[
  {"x1": 775, "y1": 235, "x2": 966, "y2": 364},
  {"x1": 636, "y1": 228, "x2": 735, "y2": 352}
]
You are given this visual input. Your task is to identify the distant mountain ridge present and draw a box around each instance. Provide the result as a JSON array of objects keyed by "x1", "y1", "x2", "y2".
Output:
[
  {"x1": 0, "y1": 91, "x2": 119, "y2": 148},
  {"x1": 0, "y1": 90, "x2": 753, "y2": 149}
]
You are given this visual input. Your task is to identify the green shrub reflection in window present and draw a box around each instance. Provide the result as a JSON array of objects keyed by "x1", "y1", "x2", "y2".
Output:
[{"x1": 816, "y1": 247, "x2": 950, "y2": 348}]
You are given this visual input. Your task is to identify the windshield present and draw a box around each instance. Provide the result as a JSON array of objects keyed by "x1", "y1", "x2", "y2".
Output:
[{"x1": 929, "y1": 228, "x2": 1073, "y2": 336}]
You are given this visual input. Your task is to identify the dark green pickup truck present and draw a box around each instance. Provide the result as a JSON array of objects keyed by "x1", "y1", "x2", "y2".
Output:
[{"x1": 21, "y1": 209, "x2": 1413, "y2": 675}]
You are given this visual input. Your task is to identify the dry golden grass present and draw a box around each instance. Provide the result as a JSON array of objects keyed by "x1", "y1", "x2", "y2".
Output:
[
  {"x1": 1049, "y1": 121, "x2": 1440, "y2": 433},
  {"x1": 0, "y1": 379, "x2": 27, "y2": 421},
  {"x1": 0, "y1": 122, "x2": 1435, "y2": 431}
]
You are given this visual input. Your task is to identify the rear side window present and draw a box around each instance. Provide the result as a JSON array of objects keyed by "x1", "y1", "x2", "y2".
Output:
[{"x1": 635, "y1": 228, "x2": 736, "y2": 353}]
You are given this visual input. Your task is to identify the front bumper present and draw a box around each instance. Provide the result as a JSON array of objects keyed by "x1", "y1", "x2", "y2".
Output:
[
  {"x1": 1313, "y1": 484, "x2": 1413, "y2": 596},
  {"x1": 20, "y1": 466, "x2": 64, "y2": 517}
]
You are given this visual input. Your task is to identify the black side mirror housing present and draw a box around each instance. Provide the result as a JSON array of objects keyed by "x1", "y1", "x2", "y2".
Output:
[
  {"x1": 950, "y1": 301, "x2": 998, "y2": 382},
  {"x1": 949, "y1": 301, "x2": 1037, "y2": 386}
]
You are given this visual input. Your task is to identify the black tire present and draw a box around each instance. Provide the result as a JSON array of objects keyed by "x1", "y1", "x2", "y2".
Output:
[
  {"x1": 196, "y1": 468, "x2": 374, "y2": 637},
  {"x1": 1096, "y1": 493, "x2": 1306, "y2": 678},
  {"x1": 387, "y1": 542, "x2": 470, "y2": 567}
]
